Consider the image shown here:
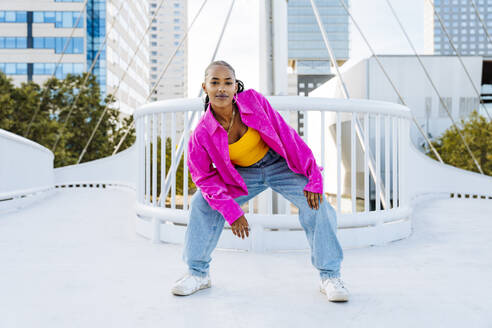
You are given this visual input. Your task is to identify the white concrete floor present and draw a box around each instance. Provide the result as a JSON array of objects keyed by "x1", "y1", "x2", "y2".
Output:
[{"x1": 1, "y1": 188, "x2": 491, "y2": 328}]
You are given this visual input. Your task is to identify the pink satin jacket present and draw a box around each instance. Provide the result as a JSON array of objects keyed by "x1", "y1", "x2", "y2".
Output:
[{"x1": 187, "y1": 89, "x2": 323, "y2": 225}]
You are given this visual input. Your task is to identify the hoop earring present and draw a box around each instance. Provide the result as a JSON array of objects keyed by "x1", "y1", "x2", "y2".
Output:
[
  {"x1": 232, "y1": 93, "x2": 238, "y2": 104},
  {"x1": 201, "y1": 93, "x2": 208, "y2": 103}
]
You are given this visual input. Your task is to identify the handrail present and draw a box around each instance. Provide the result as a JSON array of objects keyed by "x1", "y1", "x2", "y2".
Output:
[{"x1": 133, "y1": 96, "x2": 412, "y2": 118}]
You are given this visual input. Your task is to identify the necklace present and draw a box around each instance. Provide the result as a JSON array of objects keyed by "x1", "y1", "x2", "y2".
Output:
[{"x1": 226, "y1": 107, "x2": 236, "y2": 135}]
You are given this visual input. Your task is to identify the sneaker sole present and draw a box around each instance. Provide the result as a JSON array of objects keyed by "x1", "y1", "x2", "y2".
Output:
[
  {"x1": 172, "y1": 281, "x2": 211, "y2": 296},
  {"x1": 320, "y1": 286, "x2": 349, "y2": 302}
]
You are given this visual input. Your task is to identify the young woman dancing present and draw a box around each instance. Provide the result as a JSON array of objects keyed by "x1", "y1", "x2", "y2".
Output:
[{"x1": 171, "y1": 61, "x2": 349, "y2": 302}]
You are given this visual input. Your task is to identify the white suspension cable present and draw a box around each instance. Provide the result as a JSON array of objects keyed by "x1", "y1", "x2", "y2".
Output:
[
  {"x1": 336, "y1": 0, "x2": 443, "y2": 163},
  {"x1": 76, "y1": 0, "x2": 169, "y2": 164},
  {"x1": 112, "y1": 0, "x2": 212, "y2": 156},
  {"x1": 51, "y1": 0, "x2": 127, "y2": 153},
  {"x1": 387, "y1": 0, "x2": 484, "y2": 174},
  {"x1": 156, "y1": 0, "x2": 237, "y2": 206},
  {"x1": 309, "y1": 0, "x2": 349, "y2": 98},
  {"x1": 310, "y1": 0, "x2": 390, "y2": 209},
  {"x1": 24, "y1": 0, "x2": 89, "y2": 138},
  {"x1": 427, "y1": 0, "x2": 491, "y2": 120}
]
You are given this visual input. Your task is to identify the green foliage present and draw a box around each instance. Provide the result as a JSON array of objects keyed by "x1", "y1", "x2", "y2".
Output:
[
  {"x1": 427, "y1": 110, "x2": 492, "y2": 176},
  {"x1": 0, "y1": 71, "x2": 135, "y2": 167},
  {"x1": 152, "y1": 137, "x2": 196, "y2": 198}
]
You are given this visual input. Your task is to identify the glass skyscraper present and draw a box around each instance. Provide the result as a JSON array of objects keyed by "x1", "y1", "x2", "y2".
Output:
[
  {"x1": 288, "y1": 0, "x2": 349, "y2": 75},
  {"x1": 0, "y1": 0, "x2": 149, "y2": 114},
  {"x1": 287, "y1": 0, "x2": 350, "y2": 136},
  {"x1": 425, "y1": 0, "x2": 492, "y2": 56},
  {"x1": 86, "y1": 0, "x2": 106, "y2": 96},
  {"x1": 424, "y1": 0, "x2": 492, "y2": 114}
]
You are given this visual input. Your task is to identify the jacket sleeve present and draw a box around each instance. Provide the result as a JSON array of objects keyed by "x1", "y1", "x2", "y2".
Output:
[
  {"x1": 187, "y1": 132, "x2": 244, "y2": 225},
  {"x1": 252, "y1": 90, "x2": 324, "y2": 194}
]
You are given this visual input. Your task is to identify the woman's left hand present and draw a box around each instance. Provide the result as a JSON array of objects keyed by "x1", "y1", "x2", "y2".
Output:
[{"x1": 303, "y1": 190, "x2": 323, "y2": 210}]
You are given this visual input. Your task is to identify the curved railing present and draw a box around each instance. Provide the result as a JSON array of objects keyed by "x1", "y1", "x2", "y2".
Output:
[
  {"x1": 0, "y1": 129, "x2": 55, "y2": 214},
  {"x1": 133, "y1": 96, "x2": 413, "y2": 250},
  {"x1": 54, "y1": 145, "x2": 137, "y2": 191}
]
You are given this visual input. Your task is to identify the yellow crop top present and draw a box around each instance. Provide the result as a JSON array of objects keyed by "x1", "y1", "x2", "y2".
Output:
[{"x1": 228, "y1": 127, "x2": 270, "y2": 167}]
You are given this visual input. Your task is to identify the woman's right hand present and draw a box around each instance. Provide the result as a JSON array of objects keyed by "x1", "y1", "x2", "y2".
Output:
[{"x1": 231, "y1": 215, "x2": 249, "y2": 239}]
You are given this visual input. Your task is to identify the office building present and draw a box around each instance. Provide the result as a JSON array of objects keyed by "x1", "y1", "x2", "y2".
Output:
[
  {"x1": 148, "y1": 0, "x2": 187, "y2": 101},
  {"x1": 287, "y1": 0, "x2": 350, "y2": 136},
  {"x1": 0, "y1": 0, "x2": 150, "y2": 114},
  {"x1": 424, "y1": 0, "x2": 492, "y2": 56}
]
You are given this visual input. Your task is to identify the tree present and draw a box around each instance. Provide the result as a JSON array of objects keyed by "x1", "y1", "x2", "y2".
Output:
[
  {"x1": 426, "y1": 110, "x2": 492, "y2": 176},
  {"x1": 0, "y1": 72, "x2": 135, "y2": 167}
]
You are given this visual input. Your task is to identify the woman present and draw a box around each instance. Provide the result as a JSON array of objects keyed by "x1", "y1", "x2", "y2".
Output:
[{"x1": 171, "y1": 61, "x2": 348, "y2": 302}]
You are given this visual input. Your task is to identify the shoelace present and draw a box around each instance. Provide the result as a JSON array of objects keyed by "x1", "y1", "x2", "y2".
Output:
[{"x1": 324, "y1": 277, "x2": 346, "y2": 290}]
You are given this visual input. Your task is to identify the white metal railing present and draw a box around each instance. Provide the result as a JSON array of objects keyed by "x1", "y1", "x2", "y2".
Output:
[
  {"x1": 134, "y1": 96, "x2": 413, "y2": 250},
  {"x1": 0, "y1": 129, "x2": 55, "y2": 214}
]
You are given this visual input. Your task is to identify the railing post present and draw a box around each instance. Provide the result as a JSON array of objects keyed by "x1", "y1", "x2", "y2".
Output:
[{"x1": 400, "y1": 118, "x2": 409, "y2": 208}]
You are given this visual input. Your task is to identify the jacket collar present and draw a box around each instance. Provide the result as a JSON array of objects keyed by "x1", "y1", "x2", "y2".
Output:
[{"x1": 203, "y1": 91, "x2": 254, "y2": 136}]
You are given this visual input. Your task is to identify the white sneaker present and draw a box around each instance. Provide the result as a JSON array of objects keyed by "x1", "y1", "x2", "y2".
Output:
[
  {"x1": 320, "y1": 277, "x2": 349, "y2": 302},
  {"x1": 171, "y1": 273, "x2": 211, "y2": 296}
]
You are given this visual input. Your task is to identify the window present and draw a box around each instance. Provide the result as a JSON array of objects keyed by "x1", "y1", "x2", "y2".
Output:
[
  {"x1": 151, "y1": 26, "x2": 157, "y2": 31},
  {"x1": 151, "y1": 59, "x2": 157, "y2": 64},
  {"x1": 438, "y1": 97, "x2": 452, "y2": 117},
  {"x1": 151, "y1": 3, "x2": 157, "y2": 8},
  {"x1": 32, "y1": 37, "x2": 84, "y2": 53},
  {"x1": 459, "y1": 97, "x2": 479, "y2": 117},
  {"x1": 29, "y1": 11, "x2": 83, "y2": 28},
  {"x1": 299, "y1": 82, "x2": 305, "y2": 88},
  {"x1": 151, "y1": 51, "x2": 158, "y2": 56},
  {"x1": 151, "y1": 41, "x2": 157, "y2": 46},
  {"x1": 16, "y1": 11, "x2": 27, "y2": 22},
  {"x1": 5, "y1": 37, "x2": 16, "y2": 48},
  {"x1": 5, "y1": 11, "x2": 15, "y2": 22},
  {"x1": 16, "y1": 37, "x2": 26, "y2": 48},
  {"x1": 308, "y1": 82, "x2": 314, "y2": 88},
  {"x1": 0, "y1": 63, "x2": 28, "y2": 75}
]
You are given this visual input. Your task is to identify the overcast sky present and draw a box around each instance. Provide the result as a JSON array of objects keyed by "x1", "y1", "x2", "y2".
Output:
[{"x1": 187, "y1": 0, "x2": 425, "y2": 96}]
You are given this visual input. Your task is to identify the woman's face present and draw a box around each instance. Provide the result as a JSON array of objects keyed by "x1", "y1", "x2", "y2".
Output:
[{"x1": 202, "y1": 65, "x2": 238, "y2": 109}]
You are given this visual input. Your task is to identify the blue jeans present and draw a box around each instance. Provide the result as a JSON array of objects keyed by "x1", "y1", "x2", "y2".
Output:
[{"x1": 183, "y1": 148, "x2": 343, "y2": 280}]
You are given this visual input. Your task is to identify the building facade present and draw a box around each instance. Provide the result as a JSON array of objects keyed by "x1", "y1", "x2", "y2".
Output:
[
  {"x1": 424, "y1": 0, "x2": 492, "y2": 56},
  {"x1": 0, "y1": 0, "x2": 149, "y2": 114},
  {"x1": 424, "y1": 0, "x2": 492, "y2": 111},
  {"x1": 148, "y1": 0, "x2": 187, "y2": 101},
  {"x1": 147, "y1": 0, "x2": 187, "y2": 140},
  {"x1": 287, "y1": 0, "x2": 350, "y2": 136},
  {"x1": 312, "y1": 55, "x2": 483, "y2": 146}
]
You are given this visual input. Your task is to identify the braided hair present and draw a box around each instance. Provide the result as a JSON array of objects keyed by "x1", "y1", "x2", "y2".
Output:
[{"x1": 203, "y1": 60, "x2": 244, "y2": 111}]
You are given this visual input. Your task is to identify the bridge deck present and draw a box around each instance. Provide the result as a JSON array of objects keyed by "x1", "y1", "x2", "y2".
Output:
[{"x1": 1, "y1": 189, "x2": 491, "y2": 327}]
